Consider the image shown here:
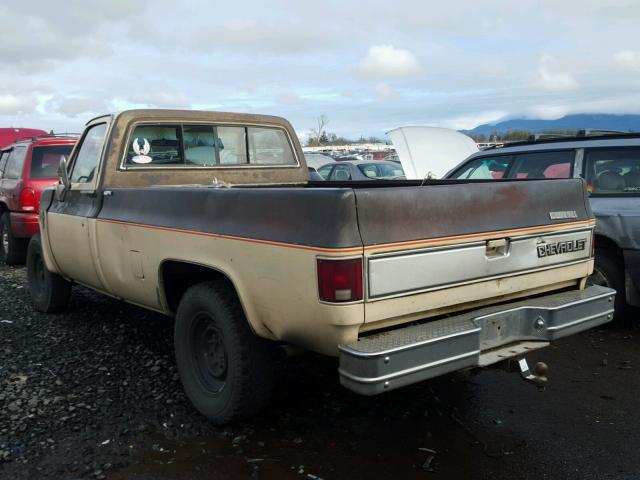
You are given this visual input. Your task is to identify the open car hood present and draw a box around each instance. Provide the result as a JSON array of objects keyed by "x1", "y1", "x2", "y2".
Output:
[{"x1": 387, "y1": 126, "x2": 478, "y2": 179}]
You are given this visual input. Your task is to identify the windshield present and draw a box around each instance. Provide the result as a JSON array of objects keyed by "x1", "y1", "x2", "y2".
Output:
[
  {"x1": 586, "y1": 149, "x2": 640, "y2": 194},
  {"x1": 358, "y1": 163, "x2": 405, "y2": 179},
  {"x1": 30, "y1": 145, "x2": 74, "y2": 179}
]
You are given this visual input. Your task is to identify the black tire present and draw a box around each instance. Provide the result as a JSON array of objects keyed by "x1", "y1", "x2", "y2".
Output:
[
  {"x1": 589, "y1": 249, "x2": 626, "y2": 318},
  {"x1": 27, "y1": 235, "x2": 71, "y2": 313},
  {"x1": 0, "y1": 212, "x2": 28, "y2": 265},
  {"x1": 174, "y1": 281, "x2": 277, "y2": 425}
]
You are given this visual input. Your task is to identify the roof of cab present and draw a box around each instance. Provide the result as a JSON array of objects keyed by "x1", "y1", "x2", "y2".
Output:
[{"x1": 87, "y1": 109, "x2": 294, "y2": 129}]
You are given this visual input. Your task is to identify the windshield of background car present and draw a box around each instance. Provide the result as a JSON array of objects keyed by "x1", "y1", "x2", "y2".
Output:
[
  {"x1": 30, "y1": 145, "x2": 74, "y2": 179},
  {"x1": 358, "y1": 163, "x2": 405, "y2": 179},
  {"x1": 507, "y1": 150, "x2": 574, "y2": 179},
  {"x1": 585, "y1": 148, "x2": 640, "y2": 194}
]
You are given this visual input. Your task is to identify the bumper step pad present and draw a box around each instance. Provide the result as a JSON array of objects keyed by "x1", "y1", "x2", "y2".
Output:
[{"x1": 339, "y1": 285, "x2": 615, "y2": 395}]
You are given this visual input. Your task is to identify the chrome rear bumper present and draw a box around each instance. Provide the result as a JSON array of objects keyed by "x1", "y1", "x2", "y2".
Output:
[{"x1": 338, "y1": 285, "x2": 615, "y2": 395}]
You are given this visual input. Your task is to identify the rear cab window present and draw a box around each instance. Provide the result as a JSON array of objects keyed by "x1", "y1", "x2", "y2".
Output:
[
  {"x1": 29, "y1": 145, "x2": 74, "y2": 179},
  {"x1": 585, "y1": 148, "x2": 640, "y2": 195},
  {"x1": 124, "y1": 123, "x2": 297, "y2": 168}
]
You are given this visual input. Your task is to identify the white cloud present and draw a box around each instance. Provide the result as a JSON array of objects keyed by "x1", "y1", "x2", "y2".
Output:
[
  {"x1": 525, "y1": 104, "x2": 570, "y2": 120},
  {"x1": 46, "y1": 96, "x2": 109, "y2": 118},
  {"x1": 441, "y1": 110, "x2": 508, "y2": 130},
  {"x1": 276, "y1": 92, "x2": 304, "y2": 105},
  {"x1": 373, "y1": 82, "x2": 399, "y2": 101},
  {"x1": 613, "y1": 50, "x2": 640, "y2": 70},
  {"x1": 127, "y1": 93, "x2": 191, "y2": 110},
  {"x1": 355, "y1": 45, "x2": 422, "y2": 79},
  {"x1": 0, "y1": 94, "x2": 38, "y2": 114},
  {"x1": 534, "y1": 55, "x2": 579, "y2": 92}
]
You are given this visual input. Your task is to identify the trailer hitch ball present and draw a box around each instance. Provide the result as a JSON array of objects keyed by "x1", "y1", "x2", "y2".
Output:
[
  {"x1": 533, "y1": 361, "x2": 549, "y2": 378},
  {"x1": 518, "y1": 358, "x2": 548, "y2": 385}
]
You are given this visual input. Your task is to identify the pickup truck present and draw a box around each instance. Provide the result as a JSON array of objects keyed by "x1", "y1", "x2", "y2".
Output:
[{"x1": 28, "y1": 109, "x2": 615, "y2": 424}]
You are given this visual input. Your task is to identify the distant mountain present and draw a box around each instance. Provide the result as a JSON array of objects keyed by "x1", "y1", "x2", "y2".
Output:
[{"x1": 464, "y1": 114, "x2": 640, "y2": 136}]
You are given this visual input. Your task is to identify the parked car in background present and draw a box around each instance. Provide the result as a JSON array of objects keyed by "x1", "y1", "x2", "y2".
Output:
[
  {"x1": 0, "y1": 134, "x2": 77, "y2": 264},
  {"x1": 304, "y1": 153, "x2": 335, "y2": 170},
  {"x1": 445, "y1": 132, "x2": 640, "y2": 317},
  {"x1": 317, "y1": 160, "x2": 405, "y2": 180},
  {"x1": 0, "y1": 128, "x2": 47, "y2": 149}
]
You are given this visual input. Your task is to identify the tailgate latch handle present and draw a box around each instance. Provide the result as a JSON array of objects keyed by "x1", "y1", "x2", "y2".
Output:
[{"x1": 486, "y1": 238, "x2": 510, "y2": 258}]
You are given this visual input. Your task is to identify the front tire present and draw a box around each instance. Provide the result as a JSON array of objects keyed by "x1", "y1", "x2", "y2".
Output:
[
  {"x1": 0, "y1": 212, "x2": 28, "y2": 265},
  {"x1": 589, "y1": 249, "x2": 625, "y2": 318},
  {"x1": 174, "y1": 281, "x2": 277, "y2": 425},
  {"x1": 27, "y1": 235, "x2": 71, "y2": 313}
]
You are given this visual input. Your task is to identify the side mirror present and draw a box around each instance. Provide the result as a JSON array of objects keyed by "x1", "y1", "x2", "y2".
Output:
[
  {"x1": 58, "y1": 155, "x2": 70, "y2": 190},
  {"x1": 56, "y1": 155, "x2": 70, "y2": 202}
]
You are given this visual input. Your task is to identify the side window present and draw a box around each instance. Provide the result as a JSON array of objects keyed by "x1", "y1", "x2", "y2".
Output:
[
  {"x1": 317, "y1": 164, "x2": 333, "y2": 179},
  {"x1": 247, "y1": 127, "x2": 296, "y2": 165},
  {"x1": 216, "y1": 126, "x2": 248, "y2": 165},
  {"x1": 70, "y1": 123, "x2": 108, "y2": 184},
  {"x1": 4, "y1": 147, "x2": 27, "y2": 179},
  {"x1": 451, "y1": 156, "x2": 512, "y2": 179},
  {"x1": 126, "y1": 125, "x2": 183, "y2": 166},
  {"x1": 0, "y1": 151, "x2": 8, "y2": 178},
  {"x1": 331, "y1": 164, "x2": 352, "y2": 181},
  {"x1": 508, "y1": 151, "x2": 574, "y2": 179},
  {"x1": 30, "y1": 145, "x2": 74, "y2": 179},
  {"x1": 183, "y1": 125, "x2": 216, "y2": 166},
  {"x1": 585, "y1": 148, "x2": 640, "y2": 194}
]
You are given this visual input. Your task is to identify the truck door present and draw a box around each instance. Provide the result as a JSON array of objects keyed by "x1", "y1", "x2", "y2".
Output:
[{"x1": 45, "y1": 121, "x2": 109, "y2": 290}]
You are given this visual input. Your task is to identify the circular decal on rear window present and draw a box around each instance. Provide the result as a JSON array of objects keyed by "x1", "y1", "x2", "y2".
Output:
[{"x1": 131, "y1": 138, "x2": 152, "y2": 164}]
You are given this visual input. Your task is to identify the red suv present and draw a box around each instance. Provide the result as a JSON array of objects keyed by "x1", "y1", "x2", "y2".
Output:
[{"x1": 0, "y1": 135, "x2": 77, "y2": 264}]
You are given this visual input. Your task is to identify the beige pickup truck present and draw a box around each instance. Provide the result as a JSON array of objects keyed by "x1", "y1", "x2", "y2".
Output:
[{"x1": 28, "y1": 109, "x2": 615, "y2": 424}]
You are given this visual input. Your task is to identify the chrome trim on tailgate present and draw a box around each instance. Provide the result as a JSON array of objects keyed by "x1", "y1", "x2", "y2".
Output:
[
  {"x1": 339, "y1": 285, "x2": 614, "y2": 395},
  {"x1": 368, "y1": 229, "x2": 592, "y2": 298}
]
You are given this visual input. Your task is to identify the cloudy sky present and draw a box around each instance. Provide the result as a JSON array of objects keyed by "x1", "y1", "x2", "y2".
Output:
[{"x1": 1, "y1": 0, "x2": 639, "y2": 139}]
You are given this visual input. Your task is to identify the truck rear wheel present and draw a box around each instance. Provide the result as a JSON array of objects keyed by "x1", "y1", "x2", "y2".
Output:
[
  {"x1": 0, "y1": 212, "x2": 28, "y2": 265},
  {"x1": 174, "y1": 281, "x2": 277, "y2": 424},
  {"x1": 27, "y1": 235, "x2": 71, "y2": 313},
  {"x1": 589, "y1": 249, "x2": 625, "y2": 319}
]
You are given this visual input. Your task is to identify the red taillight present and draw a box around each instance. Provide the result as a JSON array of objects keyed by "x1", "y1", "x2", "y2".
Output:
[
  {"x1": 317, "y1": 258, "x2": 363, "y2": 303},
  {"x1": 19, "y1": 188, "x2": 37, "y2": 212}
]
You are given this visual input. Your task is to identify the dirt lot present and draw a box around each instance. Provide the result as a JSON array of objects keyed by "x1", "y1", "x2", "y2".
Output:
[{"x1": 1, "y1": 263, "x2": 639, "y2": 480}]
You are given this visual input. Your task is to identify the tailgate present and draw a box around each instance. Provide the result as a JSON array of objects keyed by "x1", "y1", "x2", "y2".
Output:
[{"x1": 354, "y1": 179, "x2": 594, "y2": 323}]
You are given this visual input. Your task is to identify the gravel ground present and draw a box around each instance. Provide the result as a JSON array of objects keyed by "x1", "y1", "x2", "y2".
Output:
[{"x1": 1, "y1": 263, "x2": 639, "y2": 480}]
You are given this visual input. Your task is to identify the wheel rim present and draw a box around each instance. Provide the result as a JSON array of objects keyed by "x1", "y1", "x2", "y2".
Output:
[
  {"x1": 29, "y1": 250, "x2": 46, "y2": 296},
  {"x1": 190, "y1": 312, "x2": 227, "y2": 394}
]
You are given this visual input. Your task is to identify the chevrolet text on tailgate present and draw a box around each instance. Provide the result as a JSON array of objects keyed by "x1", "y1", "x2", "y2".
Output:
[{"x1": 27, "y1": 110, "x2": 615, "y2": 424}]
